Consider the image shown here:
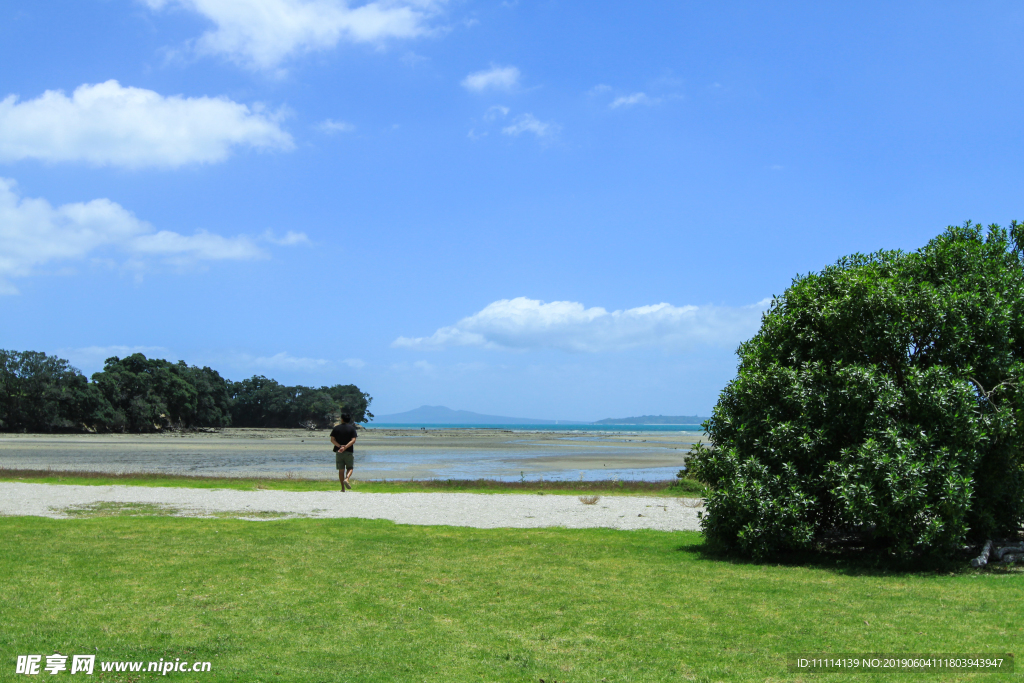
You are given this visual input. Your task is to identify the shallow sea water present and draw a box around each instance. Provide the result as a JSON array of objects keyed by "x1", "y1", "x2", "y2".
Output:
[{"x1": 0, "y1": 428, "x2": 702, "y2": 481}]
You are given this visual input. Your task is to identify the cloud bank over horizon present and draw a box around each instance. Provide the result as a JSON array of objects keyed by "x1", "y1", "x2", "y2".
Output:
[
  {"x1": 393, "y1": 296, "x2": 771, "y2": 353},
  {"x1": 0, "y1": 81, "x2": 293, "y2": 168}
]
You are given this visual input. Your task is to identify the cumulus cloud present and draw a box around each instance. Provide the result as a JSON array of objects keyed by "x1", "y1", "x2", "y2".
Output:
[
  {"x1": 0, "y1": 178, "x2": 279, "y2": 293},
  {"x1": 392, "y1": 296, "x2": 771, "y2": 353},
  {"x1": 316, "y1": 118, "x2": 355, "y2": 133},
  {"x1": 130, "y1": 231, "x2": 266, "y2": 262},
  {"x1": 502, "y1": 113, "x2": 557, "y2": 138},
  {"x1": 0, "y1": 81, "x2": 292, "y2": 168},
  {"x1": 143, "y1": 0, "x2": 441, "y2": 70},
  {"x1": 609, "y1": 92, "x2": 660, "y2": 108},
  {"x1": 261, "y1": 229, "x2": 311, "y2": 245},
  {"x1": 461, "y1": 65, "x2": 520, "y2": 92}
]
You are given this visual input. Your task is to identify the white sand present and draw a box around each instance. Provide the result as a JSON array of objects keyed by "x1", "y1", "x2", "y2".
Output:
[{"x1": 0, "y1": 482, "x2": 702, "y2": 532}]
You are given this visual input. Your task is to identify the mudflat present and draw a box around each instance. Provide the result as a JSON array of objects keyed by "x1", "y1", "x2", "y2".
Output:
[{"x1": 0, "y1": 427, "x2": 703, "y2": 481}]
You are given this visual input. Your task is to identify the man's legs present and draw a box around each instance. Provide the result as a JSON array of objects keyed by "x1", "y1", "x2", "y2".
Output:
[
  {"x1": 338, "y1": 468, "x2": 346, "y2": 491},
  {"x1": 343, "y1": 466, "x2": 354, "y2": 490}
]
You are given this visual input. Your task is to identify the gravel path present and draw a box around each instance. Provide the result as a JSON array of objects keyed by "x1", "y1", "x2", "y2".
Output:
[{"x1": 0, "y1": 482, "x2": 702, "y2": 532}]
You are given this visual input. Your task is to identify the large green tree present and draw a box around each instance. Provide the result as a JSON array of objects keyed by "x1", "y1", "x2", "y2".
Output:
[
  {"x1": 91, "y1": 354, "x2": 231, "y2": 431},
  {"x1": 689, "y1": 223, "x2": 1024, "y2": 559},
  {"x1": 228, "y1": 377, "x2": 372, "y2": 428},
  {"x1": 0, "y1": 350, "x2": 112, "y2": 432}
]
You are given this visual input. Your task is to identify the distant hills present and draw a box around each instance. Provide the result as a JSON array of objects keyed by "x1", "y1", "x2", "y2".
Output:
[
  {"x1": 373, "y1": 405, "x2": 587, "y2": 425},
  {"x1": 373, "y1": 405, "x2": 707, "y2": 426},
  {"x1": 593, "y1": 415, "x2": 709, "y2": 425}
]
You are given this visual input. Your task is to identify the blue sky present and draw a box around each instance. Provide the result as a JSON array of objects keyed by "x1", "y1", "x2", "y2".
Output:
[{"x1": 2, "y1": 1, "x2": 1024, "y2": 420}]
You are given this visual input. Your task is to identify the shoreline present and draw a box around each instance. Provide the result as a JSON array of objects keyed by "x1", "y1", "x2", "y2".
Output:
[{"x1": 0, "y1": 427, "x2": 703, "y2": 482}]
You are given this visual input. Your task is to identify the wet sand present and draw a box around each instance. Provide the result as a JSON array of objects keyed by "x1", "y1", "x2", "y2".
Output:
[{"x1": 0, "y1": 427, "x2": 703, "y2": 481}]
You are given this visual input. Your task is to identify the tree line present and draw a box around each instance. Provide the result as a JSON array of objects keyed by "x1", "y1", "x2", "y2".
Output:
[{"x1": 0, "y1": 351, "x2": 372, "y2": 433}]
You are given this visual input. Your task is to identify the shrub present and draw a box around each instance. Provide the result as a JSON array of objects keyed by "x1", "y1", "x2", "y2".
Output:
[{"x1": 689, "y1": 223, "x2": 1024, "y2": 560}]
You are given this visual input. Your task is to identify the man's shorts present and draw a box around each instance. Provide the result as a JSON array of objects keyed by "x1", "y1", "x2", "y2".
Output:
[{"x1": 336, "y1": 449, "x2": 354, "y2": 470}]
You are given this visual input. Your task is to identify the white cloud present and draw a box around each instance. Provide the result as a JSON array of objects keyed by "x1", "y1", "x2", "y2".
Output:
[
  {"x1": 317, "y1": 118, "x2": 355, "y2": 133},
  {"x1": 143, "y1": 0, "x2": 441, "y2": 71},
  {"x1": 502, "y1": 113, "x2": 557, "y2": 138},
  {"x1": 217, "y1": 351, "x2": 364, "y2": 374},
  {"x1": 0, "y1": 178, "x2": 274, "y2": 293},
  {"x1": 261, "y1": 229, "x2": 311, "y2": 245},
  {"x1": 609, "y1": 92, "x2": 660, "y2": 108},
  {"x1": 392, "y1": 296, "x2": 771, "y2": 353},
  {"x1": 247, "y1": 351, "x2": 331, "y2": 370},
  {"x1": 461, "y1": 65, "x2": 520, "y2": 92},
  {"x1": 0, "y1": 80, "x2": 293, "y2": 168},
  {"x1": 130, "y1": 230, "x2": 266, "y2": 262}
]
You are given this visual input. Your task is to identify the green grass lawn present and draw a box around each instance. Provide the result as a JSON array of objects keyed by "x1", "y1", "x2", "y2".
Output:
[
  {"x1": 1, "y1": 515, "x2": 1020, "y2": 682},
  {"x1": 0, "y1": 468, "x2": 707, "y2": 496}
]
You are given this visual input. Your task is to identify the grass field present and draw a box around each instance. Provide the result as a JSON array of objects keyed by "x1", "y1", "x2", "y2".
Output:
[
  {"x1": 0, "y1": 468, "x2": 707, "y2": 496},
  {"x1": 1, "y1": 512, "x2": 1021, "y2": 682}
]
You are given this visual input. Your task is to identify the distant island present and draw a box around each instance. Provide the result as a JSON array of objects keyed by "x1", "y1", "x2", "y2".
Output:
[
  {"x1": 373, "y1": 405, "x2": 589, "y2": 425},
  {"x1": 593, "y1": 415, "x2": 709, "y2": 425},
  {"x1": 374, "y1": 406, "x2": 707, "y2": 426}
]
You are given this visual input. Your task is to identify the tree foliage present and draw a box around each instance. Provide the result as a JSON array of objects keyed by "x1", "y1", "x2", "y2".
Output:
[
  {"x1": 689, "y1": 223, "x2": 1024, "y2": 559},
  {"x1": 0, "y1": 351, "x2": 372, "y2": 433},
  {"x1": 228, "y1": 376, "x2": 372, "y2": 428},
  {"x1": 0, "y1": 351, "x2": 110, "y2": 432},
  {"x1": 91, "y1": 354, "x2": 233, "y2": 432}
]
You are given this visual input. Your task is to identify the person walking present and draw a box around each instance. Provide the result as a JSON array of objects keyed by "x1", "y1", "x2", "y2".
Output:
[{"x1": 330, "y1": 413, "x2": 358, "y2": 491}]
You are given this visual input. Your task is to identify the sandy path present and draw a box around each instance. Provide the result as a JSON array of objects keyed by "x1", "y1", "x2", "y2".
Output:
[{"x1": 0, "y1": 482, "x2": 702, "y2": 532}]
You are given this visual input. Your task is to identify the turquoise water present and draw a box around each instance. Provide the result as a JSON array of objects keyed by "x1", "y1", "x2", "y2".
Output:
[{"x1": 368, "y1": 423, "x2": 704, "y2": 432}]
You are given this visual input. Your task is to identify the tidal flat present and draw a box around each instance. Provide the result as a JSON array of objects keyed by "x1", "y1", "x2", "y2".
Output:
[{"x1": 0, "y1": 427, "x2": 703, "y2": 481}]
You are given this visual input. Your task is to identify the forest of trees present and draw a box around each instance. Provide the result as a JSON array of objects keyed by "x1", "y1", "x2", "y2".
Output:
[{"x1": 0, "y1": 350, "x2": 372, "y2": 433}]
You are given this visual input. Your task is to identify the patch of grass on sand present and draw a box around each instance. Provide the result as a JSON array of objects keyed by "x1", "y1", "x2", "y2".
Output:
[
  {"x1": 53, "y1": 503, "x2": 300, "y2": 520},
  {"x1": 204, "y1": 510, "x2": 299, "y2": 520},
  {"x1": 0, "y1": 467, "x2": 707, "y2": 497},
  {"x1": 1, "y1": 517, "x2": 1020, "y2": 682},
  {"x1": 59, "y1": 501, "x2": 181, "y2": 518}
]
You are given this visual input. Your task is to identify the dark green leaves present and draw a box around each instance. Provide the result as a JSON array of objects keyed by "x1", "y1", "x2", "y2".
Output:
[
  {"x1": 691, "y1": 223, "x2": 1024, "y2": 559},
  {"x1": 0, "y1": 351, "x2": 373, "y2": 433}
]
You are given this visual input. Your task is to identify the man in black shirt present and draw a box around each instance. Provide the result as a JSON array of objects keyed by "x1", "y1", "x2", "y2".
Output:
[{"x1": 330, "y1": 413, "x2": 358, "y2": 491}]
